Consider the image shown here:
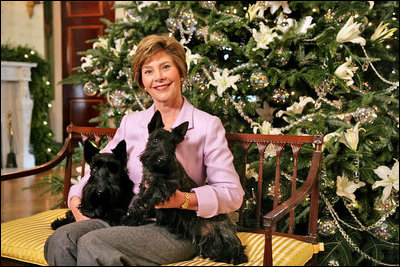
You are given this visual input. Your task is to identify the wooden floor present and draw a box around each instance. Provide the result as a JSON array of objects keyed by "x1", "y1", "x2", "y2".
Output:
[{"x1": 1, "y1": 168, "x2": 63, "y2": 223}]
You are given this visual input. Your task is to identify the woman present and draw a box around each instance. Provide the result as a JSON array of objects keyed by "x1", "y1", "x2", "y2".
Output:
[{"x1": 44, "y1": 34, "x2": 245, "y2": 266}]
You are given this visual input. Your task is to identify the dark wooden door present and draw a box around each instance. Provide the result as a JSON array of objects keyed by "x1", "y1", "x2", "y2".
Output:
[{"x1": 62, "y1": 1, "x2": 115, "y2": 138}]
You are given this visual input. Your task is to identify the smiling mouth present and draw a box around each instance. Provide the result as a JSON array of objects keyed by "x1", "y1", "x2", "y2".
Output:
[{"x1": 153, "y1": 84, "x2": 171, "y2": 91}]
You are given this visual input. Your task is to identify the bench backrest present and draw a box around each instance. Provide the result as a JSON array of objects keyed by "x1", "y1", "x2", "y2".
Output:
[{"x1": 62, "y1": 125, "x2": 323, "y2": 244}]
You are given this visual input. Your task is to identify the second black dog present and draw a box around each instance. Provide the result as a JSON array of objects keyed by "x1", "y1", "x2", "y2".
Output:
[
  {"x1": 122, "y1": 111, "x2": 248, "y2": 265},
  {"x1": 51, "y1": 139, "x2": 133, "y2": 230}
]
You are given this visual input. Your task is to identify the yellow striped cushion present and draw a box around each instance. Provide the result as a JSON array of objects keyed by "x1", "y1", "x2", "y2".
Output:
[
  {"x1": 1, "y1": 210, "x2": 321, "y2": 266},
  {"x1": 1, "y1": 209, "x2": 69, "y2": 266},
  {"x1": 165, "y1": 232, "x2": 319, "y2": 266}
]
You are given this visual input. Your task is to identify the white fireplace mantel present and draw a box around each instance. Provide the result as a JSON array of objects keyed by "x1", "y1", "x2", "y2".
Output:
[{"x1": 1, "y1": 61, "x2": 38, "y2": 170}]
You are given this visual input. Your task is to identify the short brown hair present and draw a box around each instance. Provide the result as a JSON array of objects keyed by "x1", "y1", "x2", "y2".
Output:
[{"x1": 131, "y1": 34, "x2": 187, "y2": 90}]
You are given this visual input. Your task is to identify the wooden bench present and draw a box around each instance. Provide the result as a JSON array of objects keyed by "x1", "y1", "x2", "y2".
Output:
[{"x1": 1, "y1": 125, "x2": 324, "y2": 266}]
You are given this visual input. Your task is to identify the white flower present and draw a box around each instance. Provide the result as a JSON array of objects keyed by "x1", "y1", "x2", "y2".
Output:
[
  {"x1": 370, "y1": 22, "x2": 398, "y2": 43},
  {"x1": 264, "y1": 1, "x2": 292, "y2": 15},
  {"x1": 336, "y1": 16, "x2": 366, "y2": 46},
  {"x1": 71, "y1": 163, "x2": 90, "y2": 185},
  {"x1": 93, "y1": 37, "x2": 108, "y2": 49},
  {"x1": 81, "y1": 54, "x2": 94, "y2": 72},
  {"x1": 209, "y1": 69, "x2": 240, "y2": 97},
  {"x1": 252, "y1": 22, "x2": 278, "y2": 51},
  {"x1": 334, "y1": 57, "x2": 358, "y2": 86},
  {"x1": 275, "y1": 12, "x2": 296, "y2": 34},
  {"x1": 253, "y1": 121, "x2": 282, "y2": 135},
  {"x1": 246, "y1": 164, "x2": 259, "y2": 182},
  {"x1": 372, "y1": 159, "x2": 399, "y2": 202},
  {"x1": 128, "y1": 45, "x2": 138, "y2": 59},
  {"x1": 296, "y1": 16, "x2": 315, "y2": 35},
  {"x1": 338, "y1": 122, "x2": 364, "y2": 151},
  {"x1": 137, "y1": 1, "x2": 161, "y2": 12},
  {"x1": 322, "y1": 131, "x2": 341, "y2": 151},
  {"x1": 253, "y1": 121, "x2": 282, "y2": 158},
  {"x1": 336, "y1": 172, "x2": 366, "y2": 203},
  {"x1": 246, "y1": 3, "x2": 262, "y2": 22},
  {"x1": 111, "y1": 38, "x2": 125, "y2": 56},
  {"x1": 368, "y1": 1, "x2": 374, "y2": 10},
  {"x1": 276, "y1": 96, "x2": 314, "y2": 117},
  {"x1": 184, "y1": 46, "x2": 202, "y2": 71}
]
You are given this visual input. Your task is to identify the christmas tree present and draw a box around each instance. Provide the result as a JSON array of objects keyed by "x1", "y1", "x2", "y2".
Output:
[{"x1": 63, "y1": 1, "x2": 399, "y2": 265}]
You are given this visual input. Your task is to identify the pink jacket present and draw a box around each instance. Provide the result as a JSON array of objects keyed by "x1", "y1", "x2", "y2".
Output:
[{"x1": 68, "y1": 97, "x2": 244, "y2": 218}]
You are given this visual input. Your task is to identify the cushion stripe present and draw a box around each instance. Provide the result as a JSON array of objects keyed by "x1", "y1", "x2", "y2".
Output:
[
  {"x1": 1, "y1": 209, "x2": 68, "y2": 266},
  {"x1": 2, "y1": 210, "x2": 320, "y2": 266}
]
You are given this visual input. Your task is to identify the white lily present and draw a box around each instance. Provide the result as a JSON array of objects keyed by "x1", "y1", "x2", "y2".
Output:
[
  {"x1": 276, "y1": 96, "x2": 314, "y2": 117},
  {"x1": 246, "y1": 2, "x2": 262, "y2": 22},
  {"x1": 336, "y1": 16, "x2": 366, "y2": 46},
  {"x1": 111, "y1": 38, "x2": 125, "y2": 56},
  {"x1": 334, "y1": 57, "x2": 358, "y2": 86},
  {"x1": 93, "y1": 37, "x2": 108, "y2": 49},
  {"x1": 137, "y1": 1, "x2": 161, "y2": 12},
  {"x1": 338, "y1": 122, "x2": 364, "y2": 151},
  {"x1": 296, "y1": 16, "x2": 315, "y2": 35},
  {"x1": 253, "y1": 121, "x2": 282, "y2": 158},
  {"x1": 184, "y1": 46, "x2": 202, "y2": 71},
  {"x1": 275, "y1": 12, "x2": 296, "y2": 34},
  {"x1": 264, "y1": 1, "x2": 292, "y2": 15},
  {"x1": 336, "y1": 172, "x2": 366, "y2": 203},
  {"x1": 71, "y1": 163, "x2": 90, "y2": 185},
  {"x1": 209, "y1": 69, "x2": 240, "y2": 97},
  {"x1": 372, "y1": 159, "x2": 399, "y2": 202},
  {"x1": 81, "y1": 54, "x2": 94, "y2": 72},
  {"x1": 246, "y1": 164, "x2": 259, "y2": 182},
  {"x1": 253, "y1": 120, "x2": 282, "y2": 135},
  {"x1": 322, "y1": 131, "x2": 341, "y2": 151},
  {"x1": 368, "y1": 1, "x2": 374, "y2": 10},
  {"x1": 128, "y1": 45, "x2": 138, "y2": 59},
  {"x1": 252, "y1": 22, "x2": 278, "y2": 51},
  {"x1": 371, "y1": 22, "x2": 398, "y2": 43}
]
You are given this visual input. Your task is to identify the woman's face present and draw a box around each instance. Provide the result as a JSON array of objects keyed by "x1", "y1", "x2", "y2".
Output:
[{"x1": 141, "y1": 50, "x2": 182, "y2": 106}]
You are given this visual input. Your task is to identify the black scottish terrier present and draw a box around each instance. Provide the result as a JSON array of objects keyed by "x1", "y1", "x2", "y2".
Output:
[
  {"x1": 122, "y1": 111, "x2": 248, "y2": 265},
  {"x1": 51, "y1": 139, "x2": 133, "y2": 230}
]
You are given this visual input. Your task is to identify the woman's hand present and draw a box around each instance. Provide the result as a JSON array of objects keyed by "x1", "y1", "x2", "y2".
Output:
[
  {"x1": 69, "y1": 196, "x2": 90, "y2": 221},
  {"x1": 155, "y1": 190, "x2": 186, "y2": 209},
  {"x1": 155, "y1": 190, "x2": 198, "y2": 210}
]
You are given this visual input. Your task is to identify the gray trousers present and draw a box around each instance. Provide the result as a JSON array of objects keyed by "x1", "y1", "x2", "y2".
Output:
[{"x1": 44, "y1": 219, "x2": 196, "y2": 266}]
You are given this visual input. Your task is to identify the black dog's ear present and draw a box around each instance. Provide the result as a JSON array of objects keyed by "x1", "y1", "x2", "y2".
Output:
[
  {"x1": 111, "y1": 140, "x2": 127, "y2": 166},
  {"x1": 148, "y1": 110, "x2": 165, "y2": 134},
  {"x1": 84, "y1": 140, "x2": 100, "y2": 165},
  {"x1": 172, "y1": 121, "x2": 189, "y2": 144}
]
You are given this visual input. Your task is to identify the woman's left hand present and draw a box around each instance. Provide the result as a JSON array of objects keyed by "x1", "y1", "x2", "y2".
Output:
[{"x1": 155, "y1": 190, "x2": 186, "y2": 209}]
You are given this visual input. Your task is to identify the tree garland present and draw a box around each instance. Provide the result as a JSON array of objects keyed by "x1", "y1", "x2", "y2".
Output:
[{"x1": 1, "y1": 44, "x2": 60, "y2": 165}]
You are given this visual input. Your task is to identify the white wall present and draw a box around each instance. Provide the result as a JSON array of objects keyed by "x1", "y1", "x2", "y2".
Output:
[
  {"x1": 51, "y1": 1, "x2": 63, "y2": 143},
  {"x1": 1, "y1": 1, "x2": 124, "y2": 143},
  {"x1": 1, "y1": 1, "x2": 45, "y2": 58}
]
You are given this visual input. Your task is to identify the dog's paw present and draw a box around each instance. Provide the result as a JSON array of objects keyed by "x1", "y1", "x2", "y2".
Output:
[
  {"x1": 121, "y1": 209, "x2": 147, "y2": 226},
  {"x1": 133, "y1": 198, "x2": 149, "y2": 211}
]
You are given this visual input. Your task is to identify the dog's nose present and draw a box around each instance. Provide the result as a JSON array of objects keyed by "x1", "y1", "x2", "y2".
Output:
[
  {"x1": 96, "y1": 189, "x2": 104, "y2": 195},
  {"x1": 157, "y1": 156, "x2": 167, "y2": 164}
]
